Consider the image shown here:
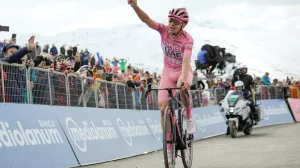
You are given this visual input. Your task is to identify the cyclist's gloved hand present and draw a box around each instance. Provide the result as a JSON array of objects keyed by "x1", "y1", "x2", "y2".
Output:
[{"x1": 181, "y1": 81, "x2": 190, "y2": 90}]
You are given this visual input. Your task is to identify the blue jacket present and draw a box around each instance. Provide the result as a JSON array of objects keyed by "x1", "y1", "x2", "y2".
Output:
[
  {"x1": 261, "y1": 75, "x2": 271, "y2": 85},
  {"x1": 197, "y1": 50, "x2": 208, "y2": 64},
  {"x1": 50, "y1": 47, "x2": 58, "y2": 56}
]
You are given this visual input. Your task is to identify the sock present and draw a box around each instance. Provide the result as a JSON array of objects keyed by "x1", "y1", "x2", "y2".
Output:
[
  {"x1": 166, "y1": 132, "x2": 172, "y2": 150},
  {"x1": 186, "y1": 106, "x2": 192, "y2": 120}
]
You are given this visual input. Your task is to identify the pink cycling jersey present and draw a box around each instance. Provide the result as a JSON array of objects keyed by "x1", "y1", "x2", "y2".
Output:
[
  {"x1": 153, "y1": 22, "x2": 194, "y2": 69},
  {"x1": 152, "y1": 22, "x2": 194, "y2": 102}
]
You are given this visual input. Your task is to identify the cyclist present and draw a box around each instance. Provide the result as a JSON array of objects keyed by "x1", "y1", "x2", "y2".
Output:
[{"x1": 128, "y1": 0, "x2": 196, "y2": 157}]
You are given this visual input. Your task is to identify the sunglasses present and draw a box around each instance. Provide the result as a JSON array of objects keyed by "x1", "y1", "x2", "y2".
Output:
[
  {"x1": 67, "y1": 67, "x2": 74, "y2": 70},
  {"x1": 168, "y1": 18, "x2": 182, "y2": 25}
]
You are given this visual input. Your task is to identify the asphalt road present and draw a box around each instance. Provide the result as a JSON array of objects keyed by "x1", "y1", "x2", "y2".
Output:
[{"x1": 82, "y1": 123, "x2": 300, "y2": 168}]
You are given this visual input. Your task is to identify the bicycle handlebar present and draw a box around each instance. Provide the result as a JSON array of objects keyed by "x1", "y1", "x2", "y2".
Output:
[{"x1": 145, "y1": 82, "x2": 189, "y2": 99}]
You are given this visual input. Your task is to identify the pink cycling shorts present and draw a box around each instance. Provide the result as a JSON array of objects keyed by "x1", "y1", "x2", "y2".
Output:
[{"x1": 158, "y1": 67, "x2": 193, "y2": 102}]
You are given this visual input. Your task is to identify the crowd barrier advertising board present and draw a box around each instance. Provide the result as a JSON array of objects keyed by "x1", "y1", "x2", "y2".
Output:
[
  {"x1": 287, "y1": 98, "x2": 300, "y2": 122},
  {"x1": 0, "y1": 99, "x2": 296, "y2": 167},
  {"x1": 139, "y1": 110, "x2": 163, "y2": 150},
  {"x1": 56, "y1": 107, "x2": 161, "y2": 165},
  {"x1": 193, "y1": 106, "x2": 227, "y2": 140},
  {"x1": 256, "y1": 99, "x2": 294, "y2": 127},
  {"x1": 0, "y1": 104, "x2": 79, "y2": 168}
]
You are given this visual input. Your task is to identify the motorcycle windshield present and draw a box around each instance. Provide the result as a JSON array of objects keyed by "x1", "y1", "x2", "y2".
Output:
[{"x1": 226, "y1": 90, "x2": 243, "y2": 106}]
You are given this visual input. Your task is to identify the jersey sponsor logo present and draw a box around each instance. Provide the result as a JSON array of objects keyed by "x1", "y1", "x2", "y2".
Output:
[
  {"x1": 163, "y1": 40, "x2": 182, "y2": 52},
  {"x1": 164, "y1": 55, "x2": 182, "y2": 65},
  {"x1": 162, "y1": 40, "x2": 183, "y2": 65}
]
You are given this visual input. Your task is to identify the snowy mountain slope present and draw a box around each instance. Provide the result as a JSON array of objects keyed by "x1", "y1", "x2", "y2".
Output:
[{"x1": 2, "y1": 0, "x2": 300, "y2": 80}]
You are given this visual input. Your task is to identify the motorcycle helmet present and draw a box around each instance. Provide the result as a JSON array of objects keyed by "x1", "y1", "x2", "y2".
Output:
[
  {"x1": 235, "y1": 81, "x2": 244, "y2": 91},
  {"x1": 238, "y1": 64, "x2": 248, "y2": 74}
]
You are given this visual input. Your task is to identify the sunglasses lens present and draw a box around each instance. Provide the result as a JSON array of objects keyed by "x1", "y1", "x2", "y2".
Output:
[{"x1": 169, "y1": 18, "x2": 181, "y2": 25}]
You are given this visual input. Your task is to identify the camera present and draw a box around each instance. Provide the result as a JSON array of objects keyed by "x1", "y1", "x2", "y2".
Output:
[{"x1": 102, "y1": 73, "x2": 113, "y2": 81}]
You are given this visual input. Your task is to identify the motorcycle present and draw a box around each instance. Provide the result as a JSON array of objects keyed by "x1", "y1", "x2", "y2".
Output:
[{"x1": 219, "y1": 89, "x2": 264, "y2": 138}]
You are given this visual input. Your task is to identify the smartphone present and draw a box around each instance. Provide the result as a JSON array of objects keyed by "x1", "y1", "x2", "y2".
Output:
[
  {"x1": 73, "y1": 47, "x2": 77, "y2": 56},
  {"x1": 0, "y1": 25, "x2": 9, "y2": 32},
  {"x1": 12, "y1": 34, "x2": 17, "y2": 39}
]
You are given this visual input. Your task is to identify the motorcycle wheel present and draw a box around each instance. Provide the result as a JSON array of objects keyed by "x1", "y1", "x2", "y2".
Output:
[
  {"x1": 229, "y1": 121, "x2": 238, "y2": 138},
  {"x1": 243, "y1": 127, "x2": 252, "y2": 135}
]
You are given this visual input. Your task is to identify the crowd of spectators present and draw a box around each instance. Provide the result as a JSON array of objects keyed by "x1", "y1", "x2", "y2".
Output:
[
  {"x1": 0, "y1": 36, "x2": 161, "y2": 93},
  {"x1": 190, "y1": 70, "x2": 300, "y2": 92},
  {"x1": 0, "y1": 36, "x2": 298, "y2": 108}
]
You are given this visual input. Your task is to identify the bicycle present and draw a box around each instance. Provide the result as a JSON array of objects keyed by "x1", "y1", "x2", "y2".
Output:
[{"x1": 146, "y1": 83, "x2": 194, "y2": 168}]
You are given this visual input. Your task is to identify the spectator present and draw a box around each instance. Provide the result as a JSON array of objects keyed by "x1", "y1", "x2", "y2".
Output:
[
  {"x1": 60, "y1": 45, "x2": 66, "y2": 56},
  {"x1": 127, "y1": 63, "x2": 133, "y2": 71},
  {"x1": 232, "y1": 66, "x2": 255, "y2": 93},
  {"x1": 191, "y1": 71, "x2": 198, "y2": 90},
  {"x1": 103, "y1": 59, "x2": 112, "y2": 73},
  {"x1": 254, "y1": 77, "x2": 261, "y2": 85},
  {"x1": 0, "y1": 36, "x2": 36, "y2": 103},
  {"x1": 111, "y1": 57, "x2": 119, "y2": 71},
  {"x1": 67, "y1": 46, "x2": 73, "y2": 59},
  {"x1": 261, "y1": 72, "x2": 271, "y2": 85},
  {"x1": 50, "y1": 44, "x2": 58, "y2": 56},
  {"x1": 98, "y1": 55, "x2": 104, "y2": 67},
  {"x1": 43, "y1": 44, "x2": 49, "y2": 53},
  {"x1": 90, "y1": 55, "x2": 96, "y2": 67},
  {"x1": 197, "y1": 80, "x2": 205, "y2": 90},
  {"x1": 119, "y1": 59, "x2": 127, "y2": 73},
  {"x1": 0, "y1": 39, "x2": 7, "y2": 55},
  {"x1": 35, "y1": 42, "x2": 42, "y2": 56},
  {"x1": 272, "y1": 79, "x2": 278, "y2": 86},
  {"x1": 81, "y1": 49, "x2": 89, "y2": 66},
  {"x1": 1, "y1": 43, "x2": 20, "y2": 59}
]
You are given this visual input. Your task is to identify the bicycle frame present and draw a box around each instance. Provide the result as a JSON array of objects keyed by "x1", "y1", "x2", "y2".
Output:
[{"x1": 148, "y1": 87, "x2": 188, "y2": 150}]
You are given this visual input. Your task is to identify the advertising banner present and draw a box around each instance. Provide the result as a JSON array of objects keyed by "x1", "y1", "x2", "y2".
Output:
[
  {"x1": 56, "y1": 107, "x2": 160, "y2": 165},
  {"x1": 287, "y1": 98, "x2": 300, "y2": 122},
  {"x1": 139, "y1": 110, "x2": 163, "y2": 150},
  {"x1": 193, "y1": 106, "x2": 227, "y2": 140},
  {"x1": 0, "y1": 104, "x2": 79, "y2": 168},
  {"x1": 256, "y1": 99, "x2": 294, "y2": 127}
]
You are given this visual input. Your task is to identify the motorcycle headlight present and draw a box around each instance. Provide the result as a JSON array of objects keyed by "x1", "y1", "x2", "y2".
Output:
[{"x1": 229, "y1": 107, "x2": 234, "y2": 113}]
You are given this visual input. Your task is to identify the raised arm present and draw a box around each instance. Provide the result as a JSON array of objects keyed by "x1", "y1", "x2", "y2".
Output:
[{"x1": 128, "y1": 0, "x2": 156, "y2": 29}]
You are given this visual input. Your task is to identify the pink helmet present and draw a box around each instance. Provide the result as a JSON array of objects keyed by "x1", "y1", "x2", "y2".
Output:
[{"x1": 168, "y1": 8, "x2": 189, "y2": 25}]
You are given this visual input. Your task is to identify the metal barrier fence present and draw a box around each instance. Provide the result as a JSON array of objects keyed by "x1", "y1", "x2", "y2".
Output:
[{"x1": 0, "y1": 62, "x2": 291, "y2": 110}]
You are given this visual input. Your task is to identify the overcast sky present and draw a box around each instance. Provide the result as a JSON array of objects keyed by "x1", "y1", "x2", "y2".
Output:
[{"x1": 1, "y1": 0, "x2": 299, "y2": 36}]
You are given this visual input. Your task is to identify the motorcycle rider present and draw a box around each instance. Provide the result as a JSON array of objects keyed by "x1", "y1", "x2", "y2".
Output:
[
  {"x1": 225, "y1": 80, "x2": 258, "y2": 135},
  {"x1": 235, "y1": 81, "x2": 258, "y2": 124},
  {"x1": 232, "y1": 65, "x2": 255, "y2": 93},
  {"x1": 232, "y1": 65, "x2": 259, "y2": 121}
]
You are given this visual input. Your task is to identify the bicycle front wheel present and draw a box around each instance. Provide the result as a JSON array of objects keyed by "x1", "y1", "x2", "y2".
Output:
[
  {"x1": 180, "y1": 108, "x2": 194, "y2": 168},
  {"x1": 163, "y1": 106, "x2": 176, "y2": 168}
]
